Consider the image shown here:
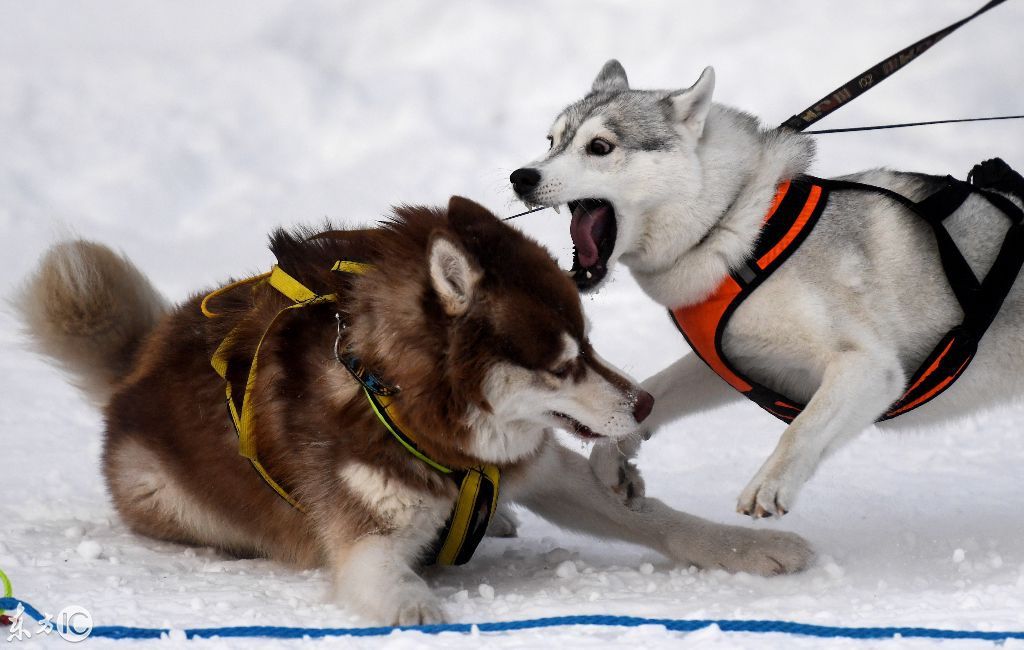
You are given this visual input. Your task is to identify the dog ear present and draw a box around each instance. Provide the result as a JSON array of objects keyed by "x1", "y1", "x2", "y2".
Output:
[
  {"x1": 665, "y1": 66, "x2": 715, "y2": 138},
  {"x1": 591, "y1": 59, "x2": 629, "y2": 93},
  {"x1": 447, "y1": 195, "x2": 497, "y2": 228},
  {"x1": 428, "y1": 230, "x2": 481, "y2": 317}
]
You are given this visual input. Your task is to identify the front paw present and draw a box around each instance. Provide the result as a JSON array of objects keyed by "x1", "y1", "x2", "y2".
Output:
[
  {"x1": 589, "y1": 439, "x2": 645, "y2": 507},
  {"x1": 392, "y1": 592, "x2": 446, "y2": 627},
  {"x1": 666, "y1": 524, "x2": 815, "y2": 576},
  {"x1": 338, "y1": 576, "x2": 446, "y2": 626},
  {"x1": 736, "y1": 452, "x2": 813, "y2": 518}
]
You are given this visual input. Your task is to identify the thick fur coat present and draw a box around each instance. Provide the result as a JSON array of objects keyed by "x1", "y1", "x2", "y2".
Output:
[
  {"x1": 17, "y1": 196, "x2": 813, "y2": 625},
  {"x1": 512, "y1": 60, "x2": 1024, "y2": 520}
]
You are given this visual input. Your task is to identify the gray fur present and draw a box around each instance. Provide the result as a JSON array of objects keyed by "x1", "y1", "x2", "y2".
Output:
[
  {"x1": 517, "y1": 60, "x2": 1024, "y2": 521},
  {"x1": 591, "y1": 59, "x2": 629, "y2": 93},
  {"x1": 551, "y1": 89, "x2": 684, "y2": 156}
]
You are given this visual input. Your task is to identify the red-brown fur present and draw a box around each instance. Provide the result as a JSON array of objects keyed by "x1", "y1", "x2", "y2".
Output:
[
  {"x1": 101, "y1": 196, "x2": 589, "y2": 565},
  {"x1": 17, "y1": 197, "x2": 817, "y2": 624}
]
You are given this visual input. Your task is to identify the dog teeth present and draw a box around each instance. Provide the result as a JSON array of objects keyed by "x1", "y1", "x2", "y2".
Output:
[
  {"x1": 552, "y1": 205, "x2": 561, "y2": 214},
  {"x1": 585, "y1": 270, "x2": 593, "y2": 279}
]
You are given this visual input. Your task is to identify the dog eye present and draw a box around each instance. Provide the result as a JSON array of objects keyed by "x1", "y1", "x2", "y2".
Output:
[
  {"x1": 587, "y1": 137, "x2": 614, "y2": 156},
  {"x1": 546, "y1": 135, "x2": 554, "y2": 150},
  {"x1": 549, "y1": 361, "x2": 574, "y2": 380}
]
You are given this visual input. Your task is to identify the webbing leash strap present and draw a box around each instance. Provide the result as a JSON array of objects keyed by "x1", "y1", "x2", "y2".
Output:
[
  {"x1": 358, "y1": 387, "x2": 499, "y2": 565},
  {"x1": 206, "y1": 265, "x2": 338, "y2": 512},
  {"x1": 781, "y1": 0, "x2": 1009, "y2": 132},
  {"x1": 202, "y1": 260, "x2": 500, "y2": 565}
]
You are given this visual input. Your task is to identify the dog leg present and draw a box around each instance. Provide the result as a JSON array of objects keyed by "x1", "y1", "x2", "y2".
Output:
[
  {"x1": 590, "y1": 354, "x2": 738, "y2": 504},
  {"x1": 737, "y1": 347, "x2": 905, "y2": 518},
  {"x1": 513, "y1": 440, "x2": 814, "y2": 575},
  {"x1": 331, "y1": 532, "x2": 445, "y2": 626},
  {"x1": 486, "y1": 502, "x2": 519, "y2": 538}
]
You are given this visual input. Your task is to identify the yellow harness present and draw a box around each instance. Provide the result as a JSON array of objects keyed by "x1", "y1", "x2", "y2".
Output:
[{"x1": 201, "y1": 261, "x2": 500, "y2": 566}]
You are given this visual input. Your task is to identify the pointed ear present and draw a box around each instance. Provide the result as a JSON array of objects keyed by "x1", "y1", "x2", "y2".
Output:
[
  {"x1": 591, "y1": 59, "x2": 629, "y2": 93},
  {"x1": 664, "y1": 66, "x2": 715, "y2": 138},
  {"x1": 447, "y1": 195, "x2": 496, "y2": 226},
  {"x1": 428, "y1": 232, "x2": 481, "y2": 317}
]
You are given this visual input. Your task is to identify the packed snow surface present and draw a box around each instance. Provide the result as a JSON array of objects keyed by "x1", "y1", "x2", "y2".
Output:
[{"x1": 1, "y1": 1, "x2": 1022, "y2": 647}]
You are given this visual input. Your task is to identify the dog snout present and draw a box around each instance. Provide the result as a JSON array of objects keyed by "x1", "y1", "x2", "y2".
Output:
[
  {"x1": 632, "y1": 390, "x2": 654, "y2": 423},
  {"x1": 510, "y1": 167, "x2": 541, "y2": 196}
]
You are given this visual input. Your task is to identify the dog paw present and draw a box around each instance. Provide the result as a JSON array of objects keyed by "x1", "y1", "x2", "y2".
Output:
[
  {"x1": 339, "y1": 576, "x2": 445, "y2": 626},
  {"x1": 736, "y1": 453, "x2": 814, "y2": 518},
  {"x1": 589, "y1": 440, "x2": 645, "y2": 507},
  {"x1": 486, "y1": 503, "x2": 519, "y2": 538},
  {"x1": 665, "y1": 524, "x2": 815, "y2": 576},
  {"x1": 388, "y1": 592, "x2": 446, "y2": 627}
]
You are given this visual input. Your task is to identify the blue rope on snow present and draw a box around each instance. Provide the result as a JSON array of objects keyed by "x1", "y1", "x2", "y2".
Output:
[{"x1": 3, "y1": 597, "x2": 1023, "y2": 642}]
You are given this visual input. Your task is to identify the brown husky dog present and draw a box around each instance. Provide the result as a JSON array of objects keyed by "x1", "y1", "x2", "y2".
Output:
[{"x1": 16, "y1": 196, "x2": 812, "y2": 625}]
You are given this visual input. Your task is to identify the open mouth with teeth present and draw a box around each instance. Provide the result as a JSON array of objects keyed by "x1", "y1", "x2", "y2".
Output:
[
  {"x1": 567, "y1": 199, "x2": 617, "y2": 292},
  {"x1": 551, "y1": 412, "x2": 603, "y2": 440}
]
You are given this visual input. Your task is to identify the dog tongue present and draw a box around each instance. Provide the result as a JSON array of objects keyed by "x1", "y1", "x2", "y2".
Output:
[{"x1": 570, "y1": 204, "x2": 611, "y2": 268}]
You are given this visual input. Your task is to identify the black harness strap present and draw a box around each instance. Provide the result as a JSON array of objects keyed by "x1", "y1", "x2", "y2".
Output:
[
  {"x1": 811, "y1": 177, "x2": 982, "y2": 312},
  {"x1": 672, "y1": 162, "x2": 1024, "y2": 424},
  {"x1": 801, "y1": 172, "x2": 1024, "y2": 418},
  {"x1": 809, "y1": 174, "x2": 1024, "y2": 336}
]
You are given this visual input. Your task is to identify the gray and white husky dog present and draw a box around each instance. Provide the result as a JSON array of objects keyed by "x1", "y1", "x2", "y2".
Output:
[{"x1": 511, "y1": 60, "x2": 1024, "y2": 519}]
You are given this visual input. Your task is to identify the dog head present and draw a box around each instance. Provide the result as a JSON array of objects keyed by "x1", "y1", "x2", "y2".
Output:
[
  {"x1": 510, "y1": 60, "x2": 717, "y2": 292},
  {"x1": 300, "y1": 197, "x2": 653, "y2": 467}
]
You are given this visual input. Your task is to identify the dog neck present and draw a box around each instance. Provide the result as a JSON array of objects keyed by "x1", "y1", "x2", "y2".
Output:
[{"x1": 626, "y1": 106, "x2": 815, "y2": 308}]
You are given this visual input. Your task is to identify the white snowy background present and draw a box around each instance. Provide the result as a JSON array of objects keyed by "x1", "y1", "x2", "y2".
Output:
[{"x1": 2, "y1": 1, "x2": 1023, "y2": 647}]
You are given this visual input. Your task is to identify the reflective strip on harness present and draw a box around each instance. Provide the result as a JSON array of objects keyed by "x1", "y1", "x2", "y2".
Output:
[
  {"x1": 756, "y1": 185, "x2": 822, "y2": 269},
  {"x1": 669, "y1": 173, "x2": 1022, "y2": 425}
]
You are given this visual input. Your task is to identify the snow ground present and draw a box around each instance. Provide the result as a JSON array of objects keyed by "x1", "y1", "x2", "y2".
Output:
[{"x1": 1, "y1": 1, "x2": 1023, "y2": 647}]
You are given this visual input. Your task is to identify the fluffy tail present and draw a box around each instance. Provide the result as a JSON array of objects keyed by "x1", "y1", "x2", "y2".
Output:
[{"x1": 14, "y1": 240, "x2": 167, "y2": 406}]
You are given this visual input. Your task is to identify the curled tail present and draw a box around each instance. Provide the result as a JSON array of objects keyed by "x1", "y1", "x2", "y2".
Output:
[{"x1": 14, "y1": 240, "x2": 167, "y2": 406}]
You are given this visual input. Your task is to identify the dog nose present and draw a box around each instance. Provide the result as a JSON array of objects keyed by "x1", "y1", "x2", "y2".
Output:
[
  {"x1": 510, "y1": 167, "x2": 541, "y2": 195},
  {"x1": 632, "y1": 390, "x2": 654, "y2": 423}
]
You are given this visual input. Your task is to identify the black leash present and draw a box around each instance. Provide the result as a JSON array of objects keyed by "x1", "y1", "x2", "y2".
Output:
[
  {"x1": 503, "y1": 205, "x2": 549, "y2": 221},
  {"x1": 806, "y1": 114, "x2": 1024, "y2": 135},
  {"x1": 781, "y1": 0, "x2": 1010, "y2": 132},
  {"x1": 506, "y1": 0, "x2": 1016, "y2": 221}
]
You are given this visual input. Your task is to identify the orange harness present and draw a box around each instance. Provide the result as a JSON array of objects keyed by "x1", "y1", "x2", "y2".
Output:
[{"x1": 670, "y1": 174, "x2": 1024, "y2": 423}]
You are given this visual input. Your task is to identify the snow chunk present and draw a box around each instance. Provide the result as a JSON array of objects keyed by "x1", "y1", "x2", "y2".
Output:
[
  {"x1": 823, "y1": 561, "x2": 845, "y2": 579},
  {"x1": 164, "y1": 628, "x2": 187, "y2": 642},
  {"x1": 555, "y1": 560, "x2": 578, "y2": 579},
  {"x1": 953, "y1": 548, "x2": 966, "y2": 563},
  {"x1": 686, "y1": 623, "x2": 723, "y2": 642},
  {"x1": 63, "y1": 526, "x2": 84, "y2": 539},
  {"x1": 76, "y1": 540, "x2": 102, "y2": 560},
  {"x1": 543, "y1": 548, "x2": 574, "y2": 565},
  {"x1": 478, "y1": 583, "x2": 494, "y2": 600}
]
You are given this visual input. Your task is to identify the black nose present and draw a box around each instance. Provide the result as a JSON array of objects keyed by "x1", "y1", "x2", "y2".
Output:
[
  {"x1": 510, "y1": 167, "x2": 541, "y2": 195},
  {"x1": 632, "y1": 390, "x2": 655, "y2": 424}
]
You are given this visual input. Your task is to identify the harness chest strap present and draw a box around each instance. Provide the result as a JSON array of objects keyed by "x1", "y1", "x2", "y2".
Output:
[
  {"x1": 670, "y1": 173, "x2": 1024, "y2": 424},
  {"x1": 201, "y1": 261, "x2": 499, "y2": 566}
]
